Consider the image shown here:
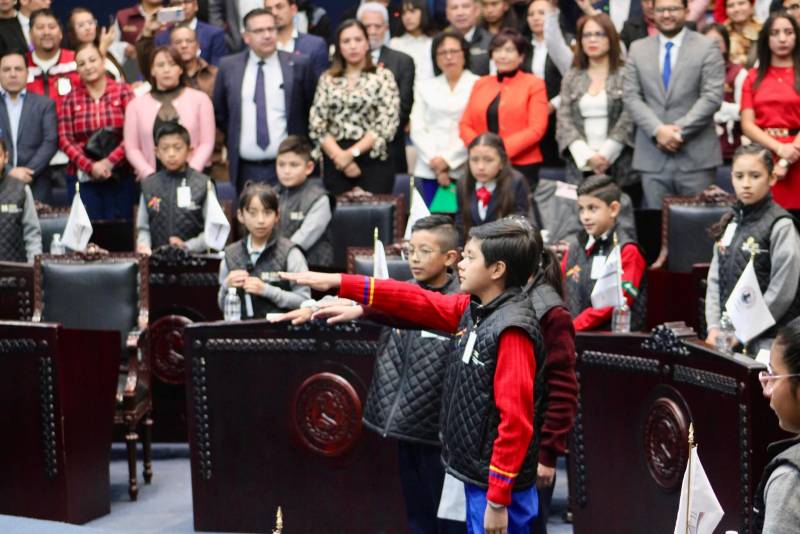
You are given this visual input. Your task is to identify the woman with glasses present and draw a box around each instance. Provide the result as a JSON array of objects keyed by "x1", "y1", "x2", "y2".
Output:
[
  {"x1": 409, "y1": 30, "x2": 478, "y2": 207},
  {"x1": 741, "y1": 13, "x2": 800, "y2": 209},
  {"x1": 555, "y1": 14, "x2": 637, "y2": 197},
  {"x1": 66, "y1": 7, "x2": 125, "y2": 81},
  {"x1": 754, "y1": 316, "x2": 800, "y2": 533}
]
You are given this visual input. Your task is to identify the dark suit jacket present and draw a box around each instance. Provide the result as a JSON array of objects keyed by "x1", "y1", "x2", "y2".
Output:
[
  {"x1": 155, "y1": 19, "x2": 228, "y2": 66},
  {"x1": 0, "y1": 92, "x2": 58, "y2": 177},
  {"x1": 455, "y1": 171, "x2": 530, "y2": 240},
  {"x1": 467, "y1": 26, "x2": 493, "y2": 76},
  {"x1": 378, "y1": 45, "x2": 414, "y2": 174},
  {"x1": 522, "y1": 46, "x2": 563, "y2": 166},
  {"x1": 213, "y1": 50, "x2": 317, "y2": 183},
  {"x1": 619, "y1": 17, "x2": 696, "y2": 50},
  {"x1": 293, "y1": 32, "x2": 329, "y2": 79},
  {"x1": 341, "y1": 3, "x2": 403, "y2": 37},
  {"x1": 0, "y1": 17, "x2": 26, "y2": 57}
]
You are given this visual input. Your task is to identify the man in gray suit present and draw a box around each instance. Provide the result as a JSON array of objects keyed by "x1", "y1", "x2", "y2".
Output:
[
  {"x1": 0, "y1": 52, "x2": 58, "y2": 204},
  {"x1": 623, "y1": 0, "x2": 724, "y2": 208}
]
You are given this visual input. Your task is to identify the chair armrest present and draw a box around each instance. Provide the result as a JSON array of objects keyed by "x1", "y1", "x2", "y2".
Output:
[{"x1": 120, "y1": 328, "x2": 151, "y2": 410}]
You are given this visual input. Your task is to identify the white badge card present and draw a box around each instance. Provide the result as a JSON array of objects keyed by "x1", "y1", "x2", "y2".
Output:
[
  {"x1": 177, "y1": 184, "x2": 192, "y2": 208},
  {"x1": 461, "y1": 330, "x2": 477, "y2": 364},
  {"x1": 590, "y1": 255, "x2": 606, "y2": 279},
  {"x1": 720, "y1": 222, "x2": 737, "y2": 247},
  {"x1": 57, "y1": 77, "x2": 72, "y2": 96}
]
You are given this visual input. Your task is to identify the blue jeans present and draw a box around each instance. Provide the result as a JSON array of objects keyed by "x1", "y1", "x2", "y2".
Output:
[
  {"x1": 465, "y1": 482, "x2": 538, "y2": 534},
  {"x1": 66, "y1": 174, "x2": 138, "y2": 221}
]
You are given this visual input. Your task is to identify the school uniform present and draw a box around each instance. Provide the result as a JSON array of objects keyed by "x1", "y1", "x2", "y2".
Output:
[
  {"x1": 362, "y1": 273, "x2": 462, "y2": 534},
  {"x1": 561, "y1": 226, "x2": 647, "y2": 331},
  {"x1": 455, "y1": 172, "x2": 531, "y2": 241},
  {"x1": 0, "y1": 172, "x2": 42, "y2": 262},
  {"x1": 276, "y1": 178, "x2": 334, "y2": 268},
  {"x1": 137, "y1": 167, "x2": 210, "y2": 251},
  {"x1": 218, "y1": 235, "x2": 310, "y2": 317},
  {"x1": 705, "y1": 196, "x2": 800, "y2": 348},
  {"x1": 339, "y1": 275, "x2": 547, "y2": 532}
]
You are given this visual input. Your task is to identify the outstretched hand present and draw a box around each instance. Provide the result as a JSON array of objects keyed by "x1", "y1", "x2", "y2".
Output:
[
  {"x1": 279, "y1": 271, "x2": 342, "y2": 291},
  {"x1": 268, "y1": 297, "x2": 363, "y2": 325}
]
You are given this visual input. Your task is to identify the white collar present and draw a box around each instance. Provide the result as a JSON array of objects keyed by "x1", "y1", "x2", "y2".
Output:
[
  {"x1": 464, "y1": 26, "x2": 476, "y2": 42},
  {"x1": 658, "y1": 26, "x2": 687, "y2": 48},
  {"x1": 247, "y1": 235, "x2": 267, "y2": 255},
  {"x1": 476, "y1": 179, "x2": 497, "y2": 193},
  {"x1": 17, "y1": 11, "x2": 28, "y2": 23},
  {"x1": 1, "y1": 89, "x2": 26, "y2": 100},
  {"x1": 188, "y1": 17, "x2": 198, "y2": 31},
  {"x1": 249, "y1": 49, "x2": 277, "y2": 64},
  {"x1": 584, "y1": 230, "x2": 612, "y2": 251}
]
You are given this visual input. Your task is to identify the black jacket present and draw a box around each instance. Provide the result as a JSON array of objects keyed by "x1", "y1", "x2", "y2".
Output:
[{"x1": 378, "y1": 45, "x2": 415, "y2": 174}]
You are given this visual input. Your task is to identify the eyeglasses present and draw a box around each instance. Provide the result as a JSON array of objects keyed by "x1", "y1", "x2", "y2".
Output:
[
  {"x1": 654, "y1": 6, "x2": 684, "y2": 14},
  {"x1": 402, "y1": 246, "x2": 442, "y2": 260},
  {"x1": 758, "y1": 364, "x2": 800, "y2": 394},
  {"x1": 581, "y1": 31, "x2": 607, "y2": 40},
  {"x1": 436, "y1": 48, "x2": 464, "y2": 57}
]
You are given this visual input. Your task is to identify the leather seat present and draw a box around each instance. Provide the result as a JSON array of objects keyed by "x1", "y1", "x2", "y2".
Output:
[
  {"x1": 331, "y1": 195, "x2": 405, "y2": 270},
  {"x1": 350, "y1": 251, "x2": 413, "y2": 280}
]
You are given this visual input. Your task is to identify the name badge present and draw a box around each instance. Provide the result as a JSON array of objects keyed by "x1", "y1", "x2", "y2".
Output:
[
  {"x1": 590, "y1": 255, "x2": 606, "y2": 279},
  {"x1": 56, "y1": 77, "x2": 72, "y2": 96},
  {"x1": 720, "y1": 222, "x2": 737, "y2": 248},
  {"x1": 555, "y1": 181, "x2": 578, "y2": 200},
  {"x1": 260, "y1": 272, "x2": 281, "y2": 283},
  {"x1": 0, "y1": 204, "x2": 20, "y2": 213},
  {"x1": 461, "y1": 330, "x2": 477, "y2": 364},
  {"x1": 177, "y1": 184, "x2": 192, "y2": 208},
  {"x1": 290, "y1": 211, "x2": 305, "y2": 221}
]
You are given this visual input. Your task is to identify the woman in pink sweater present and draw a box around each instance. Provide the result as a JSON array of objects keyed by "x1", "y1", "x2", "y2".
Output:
[{"x1": 123, "y1": 46, "x2": 215, "y2": 180}]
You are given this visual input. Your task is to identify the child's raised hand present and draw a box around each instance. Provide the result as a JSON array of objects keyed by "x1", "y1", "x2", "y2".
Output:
[
  {"x1": 268, "y1": 307, "x2": 314, "y2": 325},
  {"x1": 224, "y1": 269, "x2": 248, "y2": 288},
  {"x1": 169, "y1": 236, "x2": 187, "y2": 249},
  {"x1": 312, "y1": 303, "x2": 364, "y2": 324},
  {"x1": 136, "y1": 243, "x2": 152, "y2": 256},
  {"x1": 242, "y1": 276, "x2": 266, "y2": 295},
  {"x1": 279, "y1": 271, "x2": 342, "y2": 291}
]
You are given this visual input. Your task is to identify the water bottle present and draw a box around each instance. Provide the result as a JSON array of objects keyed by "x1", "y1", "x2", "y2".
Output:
[
  {"x1": 50, "y1": 233, "x2": 65, "y2": 255},
  {"x1": 223, "y1": 287, "x2": 241, "y2": 322},
  {"x1": 716, "y1": 312, "x2": 736, "y2": 354},
  {"x1": 612, "y1": 303, "x2": 631, "y2": 333}
]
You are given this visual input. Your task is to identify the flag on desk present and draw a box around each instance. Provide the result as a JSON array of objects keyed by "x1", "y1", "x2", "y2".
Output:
[
  {"x1": 590, "y1": 245, "x2": 623, "y2": 309},
  {"x1": 61, "y1": 189, "x2": 92, "y2": 251},
  {"x1": 204, "y1": 183, "x2": 230, "y2": 251},
  {"x1": 404, "y1": 186, "x2": 430, "y2": 240},
  {"x1": 373, "y1": 235, "x2": 389, "y2": 280},
  {"x1": 673, "y1": 446, "x2": 724, "y2": 534},
  {"x1": 724, "y1": 258, "x2": 775, "y2": 344}
]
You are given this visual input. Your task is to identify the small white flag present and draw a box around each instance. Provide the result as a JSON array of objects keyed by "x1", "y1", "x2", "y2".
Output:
[
  {"x1": 373, "y1": 236, "x2": 389, "y2": 280},
  {"x1": 590, "y1": 245, "x2": 623, "y2": 308},
  {"x1": 724, "y1": 258, "x2": 775, "y2": 344},
  {"x1": 61, "y1": 189, "x2": 93, "y2": 251},
  {"x1": 203, "y1": 184, "x2": 230, "y2": 251},
  {"x1": 404, "y1": 186, "x2": 430, "y2": 240},
  {"x1": 437, "y1": 474, "x2": 466, "y2": 521},
  {"x1": 673, "y1": 446, "x2": 724, "y2": 534}
]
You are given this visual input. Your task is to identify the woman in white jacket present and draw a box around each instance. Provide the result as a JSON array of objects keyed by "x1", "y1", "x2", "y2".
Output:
[{"x1": 409, "y1": 30, "x2": 479, "y2": 206}]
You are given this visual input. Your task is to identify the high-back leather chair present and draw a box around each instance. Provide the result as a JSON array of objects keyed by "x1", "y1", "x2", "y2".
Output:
[
  {"x1": 331, "y1": 194, "x2": 405, "y2": 270},
  {"x1": 32, "y1": 249, "x2": 152, "y2": 501},
  {"x1": 346, "y1": 244, "x2": 413, "y2": 280},
  {"x1": 37, "y1": 207, "x2": 69, "y2": 253}
]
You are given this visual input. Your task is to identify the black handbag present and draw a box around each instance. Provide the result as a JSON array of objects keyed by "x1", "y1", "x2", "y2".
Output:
[{"x1": 84, "y1": 127, "x2": 124, "y2": 182}]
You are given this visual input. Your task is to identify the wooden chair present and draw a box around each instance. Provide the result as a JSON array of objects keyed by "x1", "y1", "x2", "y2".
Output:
[
  {"x1": 331, "y1": 193, "x2": 406, "y2": 270},
  {"x1": 32, "y1": 247, "x2": 153, "y2": 500}
]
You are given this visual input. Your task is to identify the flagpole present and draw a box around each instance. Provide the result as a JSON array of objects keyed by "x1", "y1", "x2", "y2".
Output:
[
  {"x1": 685, "y1": 422, "x2": 695, "y2": 534},
  {"x1": 409, "y1": 175, "x2": 415, "y2": 214},
  {"x1": 613, "y1": 232, "x2": 623, "y2": 305},
  {"x1": 207, "y1": 181, "x2": 213, "y2": 255},
  {"x1": 374, "y1": 226, "x2": 378, "y2": 247}
]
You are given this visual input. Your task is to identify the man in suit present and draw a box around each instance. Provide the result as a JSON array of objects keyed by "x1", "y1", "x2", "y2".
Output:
[
  {"x1": 213, "y1": 8, "x2": 316, "y2": 191},
  {"x1": 154, "y1": 0, "x2": 228, "y2": 66},
  {"x1": 447, "y1": 0, "x2": 491, "y2": 75},
  {"x1": 358, "y1": 2, "x2": 415, "y2": 175},
  {"x1": 623, "y1": 0, "x2": 724, "y2": 208},
  {"x1": 0, "y1": 52, "x2": 57, "y2": 204},
  {"x1": 266, "y1": 0, "x2": 329, "y2": 79},
  {"x1": 0, "y1": 0, "x2": 27, "y2": 58}
]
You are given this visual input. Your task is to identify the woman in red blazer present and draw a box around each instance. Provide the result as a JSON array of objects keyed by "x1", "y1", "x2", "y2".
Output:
[{"x1": 459, "y1": 28, "x2": 550, "y2": 191}]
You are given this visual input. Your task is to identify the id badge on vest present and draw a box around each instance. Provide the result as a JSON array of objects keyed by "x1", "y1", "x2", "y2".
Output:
[
  {"x1": 57, "y1": 77, "x2": 72, "y2": 96},
  {"x1": 720, "y1": 222, "x2": 737, "y2": 248},
  {"x1": 590, "y1": 255, "x2": 606, "y2": 279},
  {"x1": 461, "y1": 330, "x2": 477, "y2": 364},
  {"x1": 177, "y1": 181, "x2": 192, "y2": 209}
]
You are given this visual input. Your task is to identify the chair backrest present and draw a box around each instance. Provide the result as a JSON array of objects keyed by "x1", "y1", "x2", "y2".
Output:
[
  {"x1": 658, "y1": 196, "x2": 733, "y2": 273},
  {"x1": 0, "y1": 261, "x2": 33, "y2": 320},
  {"x1": 331, "y1": 194, "x2": 405, "y2": 270},
  {"x1": 35, "y1": 253, "x2": 147, "y2": 352},
  {"x1": 38, "y1": 210, "x2": 69, "y2": 253},
  {"x1": 346, "y1": 245, "x2": 412, "y2": 280}
]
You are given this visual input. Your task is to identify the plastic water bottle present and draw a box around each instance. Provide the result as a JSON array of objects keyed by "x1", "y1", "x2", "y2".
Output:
[
  {"x1": 612, "y1": 303, "x2": 631, "y2": 333},
  {"x1": 50, "y1": 233, "x2": 65, "y2": 255},
  {"x1": 223, "y1": 288, "x2": 241, "y2": 322},
  {"x1": 716, "y1": 313, "x2": 736, "y2": 354}
]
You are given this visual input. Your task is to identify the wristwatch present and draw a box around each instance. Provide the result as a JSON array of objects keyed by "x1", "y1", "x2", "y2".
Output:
[
  {"x1": 778, "y1": 158, "x2": 789, "y2": 169},
  {"x1": 350, "y1": 147, "x2": 361, "y2": 158}
]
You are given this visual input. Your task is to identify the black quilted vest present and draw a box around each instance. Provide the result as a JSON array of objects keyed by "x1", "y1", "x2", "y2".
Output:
[
  {"x1": 0, "y1": 176, "x2": 27, "y2": 262},
  {"x1": 564, "y1": 227, "x2": 647, "y2": 331},
  {"x1": 363, "y1": 273, "x2": 462, "y2": 445},
  {"x1": 277, "y1": 179, "x2": 334, "y2": 268},
  {"x1": 525, "y1": 273, "x2": 565, "y2": 321},
  {"x1": 223, "y1": 236, "x2": 296, "y2": 317},
  {"x1": 717, "y1": 197, "x2": 800, "y2": 338},
  {"x1": 753, "y1": 438, "x2": 800, "y2": 533},
  {"x1": 440, "y1": 288, "x2": 546, "y2": 491},
  {"x1": 140, "y1": 168, "x2": 209, "y2": 249}
]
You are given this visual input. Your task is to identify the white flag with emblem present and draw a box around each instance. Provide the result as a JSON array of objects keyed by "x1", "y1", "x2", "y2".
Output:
[
  {"x1": 673, "y1": 446, "x2": 724, "y2": 534},
  {"x1": 373, "y1": 236, "x2": 389, "y2": 280},
  {"x1": 404, "y1": 186, "x2": 431, "y2": 240},
  {"x1": 61, "y1": 189, "x2": 93, "y2": 251},
  {"x1": 590, "y1": 245, "x2": 623, "y2": 308},
  {"x1": 203, "y1": 183, "x2": 230, "y2": 251},
  {"x1": 724, "y1": 257, "x2": 775, "y2": 343}
]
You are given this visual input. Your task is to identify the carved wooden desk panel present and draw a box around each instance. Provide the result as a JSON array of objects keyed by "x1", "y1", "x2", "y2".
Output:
[
  {"x1": 0, "y1": 262, "x2": 33, "y2": 321},
  {"x1": 184, "y1": 320, "x2": 407, "y2": 533},
  {"x1": 570, "y1": 330, "x2": 787, "y2": 534},
  {"x1": 0, "y1": 322, "x2": 119, "y2": 523}
]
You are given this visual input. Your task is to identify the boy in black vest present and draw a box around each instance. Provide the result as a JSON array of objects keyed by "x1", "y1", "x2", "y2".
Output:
[
  {"x1": 561, "y1": 175, "x2": 647, "y2": 331},
  {"x1": 275, "y1": 136, "x2": 334, "y2": 268},
  {"x1": 281, "y1": 218, "x2": 547, "y2": 534},
  {"x1": 0, "y1": 139, "x2": 42, "y2": 262},
  {"x1": 136, "y1": 122, "x2": 210, "y2": 255}
]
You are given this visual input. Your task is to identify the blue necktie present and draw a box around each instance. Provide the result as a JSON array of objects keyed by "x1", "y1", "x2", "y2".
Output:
[
  {"x1": 254, "y1": 60, "x2": 270, "y2": 150},
  {"x1": 662, "y1": 42, "x2": 674, "y2": 90}
]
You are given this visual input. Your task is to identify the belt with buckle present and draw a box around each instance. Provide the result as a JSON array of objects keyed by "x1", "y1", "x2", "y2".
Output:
[{"x1": 765, "y1": 128, "x2": 800, "y2": 137}]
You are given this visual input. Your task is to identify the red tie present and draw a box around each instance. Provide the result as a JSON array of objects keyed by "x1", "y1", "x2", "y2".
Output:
[{"x1": 476, "y1": 186, "x2": 491, "y2": 208}]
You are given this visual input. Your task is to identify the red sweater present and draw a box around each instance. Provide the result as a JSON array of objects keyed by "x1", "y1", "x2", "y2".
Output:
[
  {"x1": 561, "y1": 242, "x2": 647, "y2": 331},
  {"x1": 340, "y1": 274, "x2": 536, "y2": 505}
]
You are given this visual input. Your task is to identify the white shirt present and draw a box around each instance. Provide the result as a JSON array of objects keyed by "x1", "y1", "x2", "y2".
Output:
[
  {"x1": 390, "y1": 34, "x2": 434, "y2": 86},
  {"x1": 238, "y1": 0, "x2": 264, "y2": 30},
  {"x1": 410, "y1": 71, "x2": 479, "y2": 180},
  {"x1": 31, "y1": 51, "x2": 59, "y2": 74},
  {"x1": 239, "y1": 51, "x2": 287, "y2": 161},
  {"x1": 17, "y1": 11, "x2": 30, "y2": 47},
  {"x1": 658, "y1": 27, "x2": 687, "y2": 76},
  {"x1": 1, "y1": 90, "x2": 25, "y2": 166},
  {"x1": 464, "y1": 26, "x2": 476, "y2": 43},
  {"x1": 567, "y1": 91, "x2": 625, "y2": 170},
  {"x1": 371, "y1": 47, "x2": 381, "y2": 65},
  {"x1": 277, "y1": 27, "x2": 299, "y2": 54},
  {"x1": 609, "y1": 0, "x2": 632, "y2": 32},
  {"x1": 476, "y1": 179, "x2": 497, "y2": 221},
  {"x1": 530, "y1": 38, "x2": 548, "y2": 79}
]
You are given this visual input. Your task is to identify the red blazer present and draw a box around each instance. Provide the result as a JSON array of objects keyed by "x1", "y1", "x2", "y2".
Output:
[{"x1": 459, "y1": 71, "x2": 549, "y2": 166}]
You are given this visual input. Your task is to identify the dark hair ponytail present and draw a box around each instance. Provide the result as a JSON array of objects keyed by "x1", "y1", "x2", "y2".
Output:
[
  {"x1": 775, "y1": 317, "x2": 800, "y2": 388},
  {"x1": 529, "y1": 224, "x2": 563, "y2": 296}
]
